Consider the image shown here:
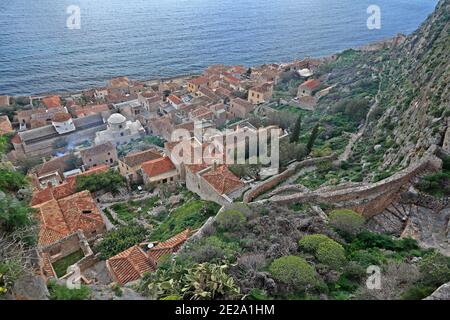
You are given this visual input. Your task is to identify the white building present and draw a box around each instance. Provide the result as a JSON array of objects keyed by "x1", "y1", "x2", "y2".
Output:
[
  {"x1": 51, "y1": 112, "x2": 76, "y2": 134},
  {"x1": 94, "y1": 113, "x2": 145, "y2": 146}
]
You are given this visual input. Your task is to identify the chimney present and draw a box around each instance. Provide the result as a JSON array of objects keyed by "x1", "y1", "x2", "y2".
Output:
[
  {"x1": 213, "y1": 161, "x2": 217, "y2": 171},
  {"x1": 47, "y1": 181, "x2": 53, "y2": 188}
]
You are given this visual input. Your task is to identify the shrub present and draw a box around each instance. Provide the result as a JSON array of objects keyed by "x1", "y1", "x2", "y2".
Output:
[
  {"x1": 401, "y1": 285, "x2": 436, "y2": 300},
  {"x1": 47, "y1": 281, "x2": 91, "y2": 300},
  {"x1": 316, "y1": 240, "x2": 347, "y2": 269},
  {"x1": 76, "y1": 170, "x2": 126, "y2": 195},
  {"x1": 188, "y1": 236, "x2": 240, "y2": 263},
  {"x1": 94, "y1": 224, "x2": 148, "y2": 259},
  {"x1": 0, "y1": 194, "x2": 35, "y2": 232},
  {"x1": 298, "y1": 234, "x2": 331, "y2": 253},
  {"x1": 269, "y1": 256, "x2": 318, "y2": 291},
  {"x1": 329, "y1": 209, "x2": 365, "y2": 236},
  {"x1": 418, "y1": 252, "x2": 450, "y2": 287},
  {"x1": 0, "y1": 168, "x2": 29, "y2": 193},
  {"x1": 215, "y1": 209, "x2": 246, "y2": 232}
]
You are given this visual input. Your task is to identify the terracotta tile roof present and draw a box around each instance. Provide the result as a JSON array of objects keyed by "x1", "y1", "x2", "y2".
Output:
[
  {"x1": 224, "y1": 75, "x2": 241, "y2": 85},
  {"x1": 141, "y1": 156, "x2": 176, "y2": 178},
  {"x1": 186, "y1": 163, "x2": 208, "y2": 174},
  {"x1": 167, "y1": 94, "x2": 182, "y2": 105},
  {"x1": 11, "y1": 134, "x2": 22, "y2": 144},
  {"x1": 108, "y1": 76, "x2": 130, "y2": 88},
  {"x1": 36, "y1": 154, "x2": 71, "y2": 177},
  {"x1": 42, "y1": 96, "x2": 61, "y2": 109},
  {"x1": 31, "y1": 165, "x2": 109, "y2": 206},
  {"x1": 107, "y1": 246, "x2": 156, "y2": 285},
  {"x1": 201, "y1": 165, "x2": 244, "y2": 195},
  {"x1": 250, "y1": 83, "x2": 273, "y2": 93},
  {"x1": 73, "y1": 104, "x2": 109, "y2": 117},
  {"x1": 33, "y1": 190, "x2": 104, "y2": 247},
  {"x1": 140, "y1": 91, "x2": 158, "y2": 98},
  {"x1": 122, "y1": 149, "x2": 162, "y2": 168},
  {"x1": 148, "y1": 229, "x2": 190, "y2": 262},
  {"x1": 300, "y1": 79, "x2": 321, "y2": 91},
  {"x1": 52, "y1": 112, "x2": 72, "y2": 122},
  {"x1": 0, "y1": 115, "x2": 13, "y2": 135},
  {"x1": 189, "y1": 76, "x2": 209, "y2": 86}
]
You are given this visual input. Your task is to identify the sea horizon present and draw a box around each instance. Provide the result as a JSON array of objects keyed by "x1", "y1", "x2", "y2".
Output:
[{"x1": 0, "y1": 0, "x2": 439, "y2": 96}]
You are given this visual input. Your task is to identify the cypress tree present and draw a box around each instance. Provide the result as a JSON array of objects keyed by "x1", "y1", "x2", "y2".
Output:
[
  {"x1": 290, "y1": 114, "x2": 302, "y2": 143},
  {"x1": 306, "y1": 123, "x2": 320, "y2": 154}
]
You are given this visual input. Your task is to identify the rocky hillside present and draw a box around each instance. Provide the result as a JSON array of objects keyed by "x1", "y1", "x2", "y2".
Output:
[{"x1": 353, "y1": 0, "x2": 449, "y2": 170}]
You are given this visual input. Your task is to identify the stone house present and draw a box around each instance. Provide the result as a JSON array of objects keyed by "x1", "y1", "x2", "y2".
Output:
[
  {"x1": 80, "y1": 141, "x2": 118, "y2": 169},
  {"x1": 297, "y1": 79, "x2": 321, "y2": 97},
  {"x1": 187, "y1": 76, "x2": 209, "y2": 94},
  {"x1": 118, "y1": 149, "x2": 162, "y2": 183},
  {"x1": 248, "y1": 83, "x2": 273, "y2": 104},
  {"x1": 141, "y1": 156, "x2": 178, "y2": 186},
  {"x1": 229, "y1": 98, "x2": 254, "y2": 119},
  {"x1": 185, "y1": 164, "x2": 246, "y2": 206}
]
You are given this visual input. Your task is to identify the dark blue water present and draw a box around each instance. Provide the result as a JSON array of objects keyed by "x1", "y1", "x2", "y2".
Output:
[{"x1": 0, "y1": 0, "x2": 438, "y2": 96}]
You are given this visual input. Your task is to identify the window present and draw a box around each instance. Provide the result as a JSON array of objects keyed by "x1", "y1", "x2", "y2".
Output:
[
  {"x1": 89, "y1": 158, "x2": 92, "y2": 162},
  {"x1": 119, "y1": 125, "x2": 123, "y2": 129},
  {"x1": 120, "y1": 132, "x2": 124, "y2": 137},
  {"x1": 82, "y1": 210, "x2": 92, "y2": 214}
]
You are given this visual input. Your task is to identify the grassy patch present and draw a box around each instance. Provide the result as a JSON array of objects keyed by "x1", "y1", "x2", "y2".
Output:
[
  {"x1": 149, "y1": 200, "x2": 220, "y2": 241},
  {"x1": 52, "y1": 250, "x2": 84, "y2": 278}
]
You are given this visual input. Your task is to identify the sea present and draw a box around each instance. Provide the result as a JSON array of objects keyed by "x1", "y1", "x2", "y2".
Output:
[{"x1": 0, "y1": 0, "x2": 438, "y2": 96}]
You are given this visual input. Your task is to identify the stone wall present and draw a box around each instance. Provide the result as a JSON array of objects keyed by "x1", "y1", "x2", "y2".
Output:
[
  {"x1": 243, "y1": 154, "x2": 337, "y2": 203},
  {"x1": 269, "y1": 155, "x2": 442, "y2": 218}
]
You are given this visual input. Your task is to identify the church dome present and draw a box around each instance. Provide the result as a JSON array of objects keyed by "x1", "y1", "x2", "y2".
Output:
[{"x1": 108, "y1": 113, "x2": 126, "y2": 125}]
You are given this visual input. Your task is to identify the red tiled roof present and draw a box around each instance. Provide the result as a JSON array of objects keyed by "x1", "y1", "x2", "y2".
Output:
[
  {"x1": 167, "y1": 94, "x2": 182, "y2": 105},
  {"x1": 31, "y1": 165, "x2": 109, "y2": 206},
  {"x1": 42, "y1": 96, "x2": 61, "y2": 109},
  {"x1": 189, "y1": 76, "x2": 209, "y2": 86},
  {"x1": 148, "y1": 229, "x2": 190, "y2": 262},
  {"x1": 300, "y1": 79, "x2": 321, "y2": 91},
  {"x1": 52, "y1": 112, "x2": 72, "y2": 122},
  {"x1": 107, "y1": 246, "x2": 156, "y2": 285},
  {"x1": 108, "y1": 76, "x2": 129, "y2": 88},
  {"x1": 11, "y1": 134, "x2": 22, "y2": 144},
  {"x1": 122, "y1": 149, "x2": 162, "y2": 168},
  {"x1": 141, "y1": 156, "x2": 176, "y2": 178},
  {"x1": 73, "y1": 104, "x2": 109, "y2": 118},
  {"x1": 33, "y1": 190, "x2": 104, "y2": 247},
  {"x1": 202, "y1": 165, "x2": 244, "y2": 195}
]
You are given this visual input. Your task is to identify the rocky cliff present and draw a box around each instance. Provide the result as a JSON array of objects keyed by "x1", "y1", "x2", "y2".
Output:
[{"x1": 353, "y1": 0, "x2": 449, "y2": 170}]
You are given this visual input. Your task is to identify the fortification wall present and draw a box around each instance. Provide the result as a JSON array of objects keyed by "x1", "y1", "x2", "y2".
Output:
[
  {"x1": 269, "y1": 155, "x2": 442, "y2": 218},
  {"x1": 243, "y1": 154, "x2": 337, "y2": 203}
]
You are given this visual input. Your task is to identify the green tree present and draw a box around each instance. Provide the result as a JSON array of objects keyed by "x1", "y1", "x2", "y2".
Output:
[
  {"x1": 76, "y1": 170, "x2": 126, "y2": 195},
  {"x1": 290, "y1": 114, "x2": 302, "y2": 143},
  {"x1": 268, "y1": 256, "x2": 318, "y2": 291},
  {"x1": 306, "y1": 123, "x2": 320, "y2": 154}
]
